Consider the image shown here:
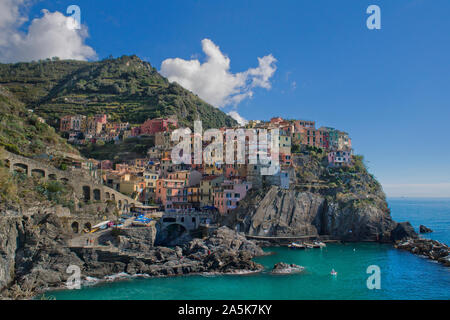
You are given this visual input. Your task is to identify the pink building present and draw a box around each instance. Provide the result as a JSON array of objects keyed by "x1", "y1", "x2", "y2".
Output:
[
  {"x1": 225, "y1": 164, "x2": 238, "y2": 178},
  {"x1": 214, "y1": 179, "x2": 252, "y2": 215},
  {"x1": 140, "y1": 118, "x2": 178, "y2": 135},
  {"x1": 328, "y1": 150, "x2": 352, "y2": 167},
  {"x1": 156, "y1": 178, "x2": 188, "y2": 210}
]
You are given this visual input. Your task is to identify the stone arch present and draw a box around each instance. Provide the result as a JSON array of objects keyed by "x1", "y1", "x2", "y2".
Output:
[
  {"x1": 83, "y1": 222, "x2": 92, "y2": 232},
  {"x1": 13, "y1": 162, "x2": 28, "y2": 175},
  {"x1": 118, "y1": 200, "x2": 122, "y2": 209},
  {"x1": 60, "y1": 177, "x2": 69, "y2": 184},
  {"x1": 155, "y1": 222, "x2": 188, "y2": 245},
  {"x1": 123, "y1": 199, "x2": 129, "y2": 212},
  {"x1": 105, "y1": 192, "x2": 111, "y2": 200},
  {"x1": 3, "y1": 159, "x2": 10, "y2": 169},
  {"x1": 93, "y1": 188, "x2": 101, "y2": 201},
  {"x1": 71, "y1": 221, "x2": 79, "y2": 233},
  {"x1": 111, "y1": 193, "x2": 116, "y2": 201},
  {"x1": 164, "y1": 223, "x2": 188, "y2": 238},
  {"x1": 82, "y1": 186, "x2": 91, "y2": 202},
  {"x1": 31, "y1": 168, "x2": 46, "y2": 179},
  {"x1": 48, "y1": 173, "x2": 57, "y2": 180}
]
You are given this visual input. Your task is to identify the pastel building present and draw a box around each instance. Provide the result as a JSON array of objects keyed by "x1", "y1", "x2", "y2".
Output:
[
  {"x1": 156, "y1": 178, "x2": 188, "y2": 210},
  {"x1": 167, "y1": 170, "x2": 202, "y2": 187},
  {"x1": 328, "y1": 150, "x2": 352, "y2": 167},
  {"x1": 200, "y1": 175, "x2": 224, "y2": 207},
  {"x1": 60, "y1": 115, "x2": 86, "y2": 132},
  {"x1": 140, "y1": 118, "x2": 178, "y2": 135},
  {"x1": 338, "y1": 131, "x2": 352, "y2": 151},
  {"x1": 213, "y1": 179, "x2": 252, "y2": 215}
]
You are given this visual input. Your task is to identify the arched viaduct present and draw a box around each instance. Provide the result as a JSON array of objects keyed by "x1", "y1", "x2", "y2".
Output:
[
  {"x1": 1, "y1": 150, "x2": 141, "y2": 212},
  {"x1": 159, "y1": 212, "x2": 214, "y2": 232}
]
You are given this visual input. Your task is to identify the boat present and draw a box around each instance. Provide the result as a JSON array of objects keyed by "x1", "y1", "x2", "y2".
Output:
[
  {"x1": 331, "y1": 269, "x2": 338, "y2": 276},
  {"x1": 288, "y1": 242, "x2": 306, "y2": 249},
  {"x1": 304, "y1": 242, "x2": 315, "y2": 249},
  {"x1": 314, "y1": 241, "x2": 326, "y2": 248}
]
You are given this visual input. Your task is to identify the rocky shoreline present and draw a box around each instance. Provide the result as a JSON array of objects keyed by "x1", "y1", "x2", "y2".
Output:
[
  {"x1": 0, "y1": 217, "x2": 267, "y2": 299},
  {"x1": 394, "y1": 238, "x2": 450, "y2": 267},
  {"x1": 1, "y1": 203, "x2": 449, "y2": 300}
]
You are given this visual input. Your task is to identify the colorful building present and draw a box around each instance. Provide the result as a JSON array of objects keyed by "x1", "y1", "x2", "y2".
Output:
[
  {"x1": 328, "y1": 150, "x2": 352, "y2": 167},
  {"x1": 213, "y1": 179, "x2": 252, "y2": 215},
  {"x1": 200, "y1": 175, "x2": 224, "y2": 207},
  {"x1": 140, "y1": 118, "x2": 178, "y2": 135}
]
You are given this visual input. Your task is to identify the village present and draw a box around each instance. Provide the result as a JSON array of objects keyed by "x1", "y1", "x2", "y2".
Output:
[{"x1": 58, "y1": 114, "x2": 353, "y2": 218}]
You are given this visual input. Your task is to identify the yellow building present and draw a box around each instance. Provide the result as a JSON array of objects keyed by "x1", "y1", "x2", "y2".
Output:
[
  {"x1": 279, "y1": 132, "x2": 292, "y2": 156},
  {"x1": 204, "y1": 163, "x2": 224, "y2": 176},
  {"x1": 143, "y1": 171, "x2": 159, "y2": 190},
  {"x1": 119, "y1": 179, "x2": 140, "y2": 196},
  {"x1": 187, "y1": 185, "x2": 201, "y2": 206},
  {"x1": 200, "y1": 175, "x2": 224, "y2": 207}
]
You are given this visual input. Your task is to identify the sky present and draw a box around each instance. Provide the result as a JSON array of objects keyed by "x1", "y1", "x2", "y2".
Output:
[{"x1": 0, "y1": 0, "x2": 449, "y2": 197}]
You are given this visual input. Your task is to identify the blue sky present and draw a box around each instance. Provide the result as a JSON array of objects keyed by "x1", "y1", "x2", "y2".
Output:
[{"x1": 18, "y1": 0, "x2": 450, "y2": 196}]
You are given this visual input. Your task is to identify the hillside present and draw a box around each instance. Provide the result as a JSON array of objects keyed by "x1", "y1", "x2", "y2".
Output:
[
  {"x1": 0, "y1": 55, "x2": 237, "y2": 129},
  {"x1": 0, "y1": 85, "x2": 78, "y2": 158}
]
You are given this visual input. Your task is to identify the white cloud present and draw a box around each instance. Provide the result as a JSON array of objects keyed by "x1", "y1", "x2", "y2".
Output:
[
  {"x1": 0, "y1": 1, "x2": 96, "y2": 63},
  {"x1": 160, "y1": 39, "x2": 277, "y2": 107},
  {"x1": 227, "y1": 111, "x2": 248, "y2": 126}
]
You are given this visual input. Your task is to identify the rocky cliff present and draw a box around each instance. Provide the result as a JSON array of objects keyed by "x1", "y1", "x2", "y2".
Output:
[
  {"x1": 0, "y1": 216, "x2": 23, "y2": 292},
  {"x1": 0, "y1": 207, "x2": 264, "y2": 299},
  {"x1": 225, "y1": 186, "x2": 398, "y2": 242},
  {"x1": 222, "y1": 149, "x2": 415, "y2": 242}
]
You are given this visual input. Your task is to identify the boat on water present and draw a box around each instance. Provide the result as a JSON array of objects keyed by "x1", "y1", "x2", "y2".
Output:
[
  {"x1": 288, "y1": 241, "x2": 326, "y2": 249},
  {"x1": 288, "y1": 242, "x2": 306, "y2": 249},
  {"x1": 313, "y1": 241, "x2": 326, "y2": 248},
  {"x1": 304, "y1": 243, "x2": 315, "y2": 249},
  {"x1": 331, "y1": 269, "x2": 338, "y2": 276}
]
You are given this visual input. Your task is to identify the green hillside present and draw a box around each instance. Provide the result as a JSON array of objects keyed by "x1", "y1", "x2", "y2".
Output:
[
  {"x1": 0, "y1": 55, "x2": 237, "y2": 129},
  {"x1": 0, "y1": 85, "x2": 78, "y2": 157}
]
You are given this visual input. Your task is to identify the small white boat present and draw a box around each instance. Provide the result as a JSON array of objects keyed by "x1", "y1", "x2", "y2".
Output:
[
  {"x1": 330, "y1": 269, "x2": 338, "y2": 276},
  {"x1": 314, "y1": 241, "x2": 326, "y2": 248},
  {"x1": 288, "y1": 242, "x2": 306, "y2": 249}
]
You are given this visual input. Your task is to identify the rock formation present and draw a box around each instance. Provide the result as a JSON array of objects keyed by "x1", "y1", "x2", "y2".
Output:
[
  {"x1": 271, "y1": 262, "x2": 304, "y2": 274},
  {"x1": 394, "y1": 238, "x2": 449, "y2": 267},
  {"x1": 419, "y1": 225, "x2": 433, "y2": 233},
  {"x1": 224, "y1": 186, "x2": 405, "y2": 242},
  {"x1": 0, "y1": 209, "x2": 264, "y2": 299}
]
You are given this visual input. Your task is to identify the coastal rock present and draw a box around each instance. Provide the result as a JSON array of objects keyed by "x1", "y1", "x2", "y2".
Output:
[
  {"x1": 271, "y1": 262, "x2": 304, "y2": 274},
  {"x1": 390, "y1": 222, "x2": 418, "y2": 241},
  {"x1": 0, "y1": 216, "x2": 23, "y2": 293},
  {"x1": 394, "y1": 238, "x2": 449, "y2": 266},
  {"x1": 0, "y1": 211, "x2": 265, "y2": 299},
  {"x1": 228, "y1": 186, "x2": 397, "y2": 242},
  {"x1": 115, "y1": 226, "x2": 156, "y2": 252},
  {"x1": 241, "y1": 189, "x2": 325, "y2": 237},
  {"x1": 419, "y1": 225, "x2": 433, "y2": 234}
]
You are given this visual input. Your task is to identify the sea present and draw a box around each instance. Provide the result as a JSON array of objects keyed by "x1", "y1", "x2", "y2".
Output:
[{"x1": 43, "y1": 198, "x2": 450, "y2": 300}]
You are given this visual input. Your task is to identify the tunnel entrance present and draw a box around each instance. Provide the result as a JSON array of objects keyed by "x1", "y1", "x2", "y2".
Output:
[{"x1": 71, "y1": 222, "x2": 79, "y2": 233}]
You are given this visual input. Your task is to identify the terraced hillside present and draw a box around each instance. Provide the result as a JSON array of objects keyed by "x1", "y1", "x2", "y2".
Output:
[{"x1": 0, "y1": 55, "x2": 237, "y2": 129}]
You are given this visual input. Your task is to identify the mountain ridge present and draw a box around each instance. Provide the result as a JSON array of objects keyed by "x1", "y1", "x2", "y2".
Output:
[{"x1": 0, "y1": 55, "x2": 237, "y2": 130}]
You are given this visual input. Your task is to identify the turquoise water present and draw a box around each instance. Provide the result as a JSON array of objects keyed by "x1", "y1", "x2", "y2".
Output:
[{"x1": 46, "y1": 198, "x2": 450, "y2": 300}]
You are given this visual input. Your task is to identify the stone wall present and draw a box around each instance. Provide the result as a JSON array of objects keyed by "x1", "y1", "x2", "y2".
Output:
[{"x1": 2, "y1": 150, "x2": 141, "y2": 213}]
